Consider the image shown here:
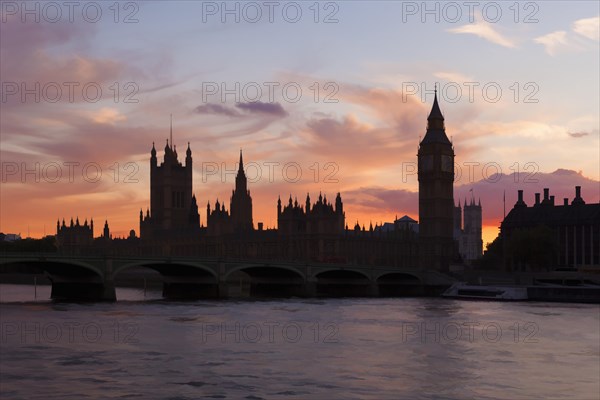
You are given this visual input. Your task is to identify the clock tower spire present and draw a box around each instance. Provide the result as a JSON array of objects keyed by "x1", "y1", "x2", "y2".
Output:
[{"x1": 418, "y1": 89, "x2": 455, "y2": 271}]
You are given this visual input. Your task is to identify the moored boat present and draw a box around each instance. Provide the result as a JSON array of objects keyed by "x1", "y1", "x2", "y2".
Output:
[{"x1": 442, "y1": 283, "x2": 529, "y2": 301}]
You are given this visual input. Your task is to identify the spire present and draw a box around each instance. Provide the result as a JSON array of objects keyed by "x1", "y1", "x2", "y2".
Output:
[
  {"x1": 421, "y1": 85, "x2": 450, "y2": 145},
  {"x1": 427, "y1": 86, "x2": 444, "y2": 128},
  {"x1": 239, "y1": 148, "x2": 244, "y2": 171},
  {"x1": 170, "y1": 114, "x2": 173, "y2": 150},
  {"x1": 186, "y1": 142, "x2": 191, "y2": 158},
  {"x1": 151, "y1": 142, "x2": 156, "y2": 157}
]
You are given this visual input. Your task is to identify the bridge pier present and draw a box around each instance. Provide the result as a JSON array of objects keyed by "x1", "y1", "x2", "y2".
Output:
[
  {"x1": 303, "y1": 280, "x2": 317, "y2": 297},
  {"x1": 162, "y1": 281, "x2": 219, "y2": 299},
  {"x1": 368, "y1": 282, "x2": 379, "y2": 297},
  {"x1": 218, "y1": 282, "x2": 229, "y2": 298},
  {"x1": 50, "y1": 278, "x2": 116, "y2": 302}
]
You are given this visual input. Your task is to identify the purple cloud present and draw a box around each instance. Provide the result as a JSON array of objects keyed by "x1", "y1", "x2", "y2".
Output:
[
  {"x1": 567, "y1": 131, "x2": 589, "y2": 138},
  {"x1": 194, "y1": 103, "x2": 241, "y2": 117},
  {"x1": 235, "y1": 101, "x2": 288, "y2": 117}
]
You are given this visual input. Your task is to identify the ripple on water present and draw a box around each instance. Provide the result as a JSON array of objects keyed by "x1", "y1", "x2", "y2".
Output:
[{"x1": 1, "y1": 295, "x2": 598, "y2": 400}]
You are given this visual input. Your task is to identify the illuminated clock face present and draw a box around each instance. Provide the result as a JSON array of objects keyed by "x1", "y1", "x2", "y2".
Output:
[
  {"x1": 442, "y1": 155, "x2": 454, "y2": 172},
  {"x1": 419, "y1": 155, "x2": 433, "y2": 171}
]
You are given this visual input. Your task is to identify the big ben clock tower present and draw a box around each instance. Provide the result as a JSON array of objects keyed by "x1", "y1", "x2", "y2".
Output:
[{"x1": 418, "y1": 90, "x2": 455, "y2": 271}]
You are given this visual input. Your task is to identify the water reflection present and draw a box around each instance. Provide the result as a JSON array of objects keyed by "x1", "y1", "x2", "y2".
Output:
[{"x1": 0, "y1": 285, "x2": 598, "y2": 399}]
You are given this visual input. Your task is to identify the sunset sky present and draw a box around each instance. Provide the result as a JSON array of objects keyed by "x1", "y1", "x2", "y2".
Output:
[{"x1": 1, "y1": 1, "x2": 599, "y2": 246}]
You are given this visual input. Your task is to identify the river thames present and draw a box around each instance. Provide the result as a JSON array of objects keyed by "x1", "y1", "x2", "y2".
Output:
[{"x1": 1, "y1": 284, "x2": 598, "y2": 399}]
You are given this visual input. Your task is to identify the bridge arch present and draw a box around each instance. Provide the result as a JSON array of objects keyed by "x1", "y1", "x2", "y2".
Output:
[
  {"x1": 113, "y1": 261, "x2": 217, "y2": 281},
  {"x1": 0, "y1": 259, "x2": 104, "y2": 280},
  {"x1": 224, "y1": 264, "x2": 305, "y2": 281},
  {"x1": 375, "y1": 272, "x2": 422, "y2": 284},
  {"x1": 312, "y1": 268, "x2": 372, "y2": 281}
]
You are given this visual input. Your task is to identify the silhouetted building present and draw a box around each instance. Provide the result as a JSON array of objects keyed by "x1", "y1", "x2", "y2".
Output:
[
  {"x1": 206, "y1": 198, "x2": 231, "y2": 236},
  {"x1": 140, "y1": 124, "x2": 200, "y2": 238},
  {"x1": 276, "y1": 192, "x2": 345, "y2": 261},
  {"x1": 418, "y1": 90, "x2": 455, "y2": 271},
  {"x1": 56, "y1": 217, "x2": 94, "y2": 252},
  {"x1": 230, "y1": 150, "x2": 254, "y2": 232},
  {"x1": 55, "y1": 96, "x2": 459, "y2": 272},
  {"x1": 0, "y1": 233, "x2": 21, "y2": 242},
  {"x1": 501, "y1": 186, "x2": 600, "y2": 271},
  {"x1": 278, "y1": 192, "x2": 344, "y2": 235},
  {"x1": 207, "y1": 150, "x2": 254, "y2": 235},
  {"x1": 102, "y1": 220, "x2": 111, "y2": 240},
  {"x1": 454, "y1": 197, "x2": 483, "y2": 264}
]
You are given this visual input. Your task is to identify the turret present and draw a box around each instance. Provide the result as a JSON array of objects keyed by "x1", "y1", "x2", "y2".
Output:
[
  {"x1": 163, "y1": 139, "x2": 171, "y2": 163},
  {"x1": 335, "y1": 192, "x2": 343, "y2": 214},
  {"x1": 151, "y1": 142, "x2": 157, "y2": 168},
  {"x1": 103, "y1": 220, "x2": 110, "y2": 239},
  {"x1": 277, "y1": 196, "x2": 282, "y2": 215},
  {"x1": 186, "y1": 142, "x2": 192, "y2": 167}
]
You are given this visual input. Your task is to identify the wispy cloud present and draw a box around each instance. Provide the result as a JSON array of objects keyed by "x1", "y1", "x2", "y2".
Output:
[
  {"x1": 236, "y1": 101, "x2": 288, "y2": 117},
  {"x1": 91, "y1": 108, "x2": 127, "y2": 125},
  {"x1": 448, "y1": 20, "x2": 516, "y2": 48},
  {"x1": 534, "y1": 15, "x2": 599, "y2": 55},
  {"x1": 534, "y1": 31, "x2": 569, "y2": 56},
  {"x1": 195, "y1": 103, "x2": 240, "y2": 117},
  {"x1": 567, "y1": 131, "x2": 589, "y2": 138},
  {"x1": 573, "y1": 16, "x2": 600, "y2": 41},
  {"x1": 194, "y1": 101, "x2": 288, "y2": 118}
]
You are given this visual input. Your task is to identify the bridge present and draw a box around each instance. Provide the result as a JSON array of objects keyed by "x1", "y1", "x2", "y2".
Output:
[{"x1": 0, "y1": 253, "x2": 455, "y2": 301}]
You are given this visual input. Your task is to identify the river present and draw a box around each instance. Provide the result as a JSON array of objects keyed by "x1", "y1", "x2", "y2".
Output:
[{"x1": 1, "y1": 284, "x2": 598, "y2": 399}]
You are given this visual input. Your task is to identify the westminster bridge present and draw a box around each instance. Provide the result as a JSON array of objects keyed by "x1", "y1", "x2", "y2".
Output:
[{"x1": 0, "y1": 253, "x2": 455, "y2": 301}]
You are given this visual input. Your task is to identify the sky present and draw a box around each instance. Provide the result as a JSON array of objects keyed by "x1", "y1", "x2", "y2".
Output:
[{"x1": 1, "y1": 0, "x2": 599, "y2": 246}]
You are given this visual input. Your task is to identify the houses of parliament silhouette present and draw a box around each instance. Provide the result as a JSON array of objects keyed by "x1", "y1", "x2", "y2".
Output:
[{"x1": 57, "y1": 93, "x2": 484, "y2": 270}]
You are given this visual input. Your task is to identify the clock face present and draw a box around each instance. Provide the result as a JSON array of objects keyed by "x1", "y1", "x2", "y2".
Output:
[
  {"x1": 441, "y1": 155, "x2": 454, "y2": 172},
  {"x1": 419, "y1": 155, "x2": 433, "y2": 172}
]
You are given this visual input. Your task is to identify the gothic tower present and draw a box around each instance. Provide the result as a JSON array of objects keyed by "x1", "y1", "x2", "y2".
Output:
[
  {"x1": 461, "y1": 197, "x2": 483, "y2": 262},
  {"x1": 230, "y1": 149, "x2": 253, "y2": 232},
  {"x1": 418, "y1": 90, "x2": 455, "y2": 270},
  {"x1": 140, "y1": 118, "x2": 199, "y2": 238}
]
